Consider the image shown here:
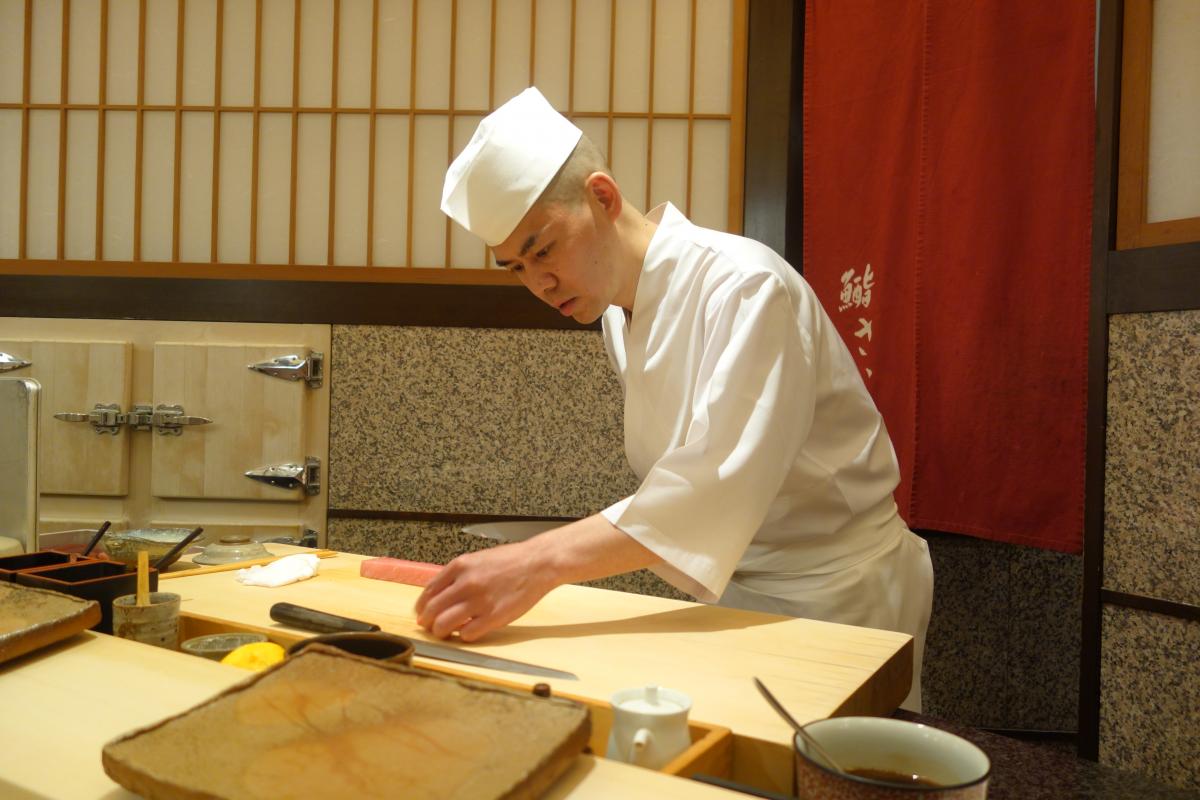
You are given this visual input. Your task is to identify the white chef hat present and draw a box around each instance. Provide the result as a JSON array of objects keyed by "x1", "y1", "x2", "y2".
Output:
[{"x1": 441, "y1": 87, "x2": 583, "y2": 247}]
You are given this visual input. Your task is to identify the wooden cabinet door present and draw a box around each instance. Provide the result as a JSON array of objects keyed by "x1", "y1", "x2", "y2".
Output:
[
  {"x1": 0, "y1": 339, "x2": 132, "y2": 496},
  {"x1": 150, "y1": 343, "x2": 310, "y2": 501}
]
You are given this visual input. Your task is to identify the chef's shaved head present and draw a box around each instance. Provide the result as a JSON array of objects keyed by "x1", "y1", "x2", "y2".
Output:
[{"x1": 537, "y1": 134, "x2": 611, "y2": 209}]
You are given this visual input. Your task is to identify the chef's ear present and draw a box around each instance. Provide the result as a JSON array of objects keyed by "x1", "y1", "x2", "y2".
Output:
[{"x1": 585, "y1": 172, "x2": 622, "y2": 222}]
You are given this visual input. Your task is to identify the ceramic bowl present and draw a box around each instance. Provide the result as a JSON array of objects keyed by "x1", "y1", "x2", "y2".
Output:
[
  {"x1": 192, "y1": 537, "x2": 271, "y2": 566},
  {"x1": 101, "y1": 529, "x2": 196, "y2": 567},
  {"x1": 794, "y1": 717, "x2": 990, "y2": 799},
  {"x1": 181, "y1": 632, "x2": 270, "y2": 661}
]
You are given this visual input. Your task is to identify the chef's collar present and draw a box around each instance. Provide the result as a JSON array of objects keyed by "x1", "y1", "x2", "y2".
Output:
[{"x1": 625, "y1": 202, "x2": 689, "y2": 322}]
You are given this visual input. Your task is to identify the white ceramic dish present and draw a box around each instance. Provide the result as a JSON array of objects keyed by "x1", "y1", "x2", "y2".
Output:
[{"x1": 192, "y1": 537, "x2": 272, "y2": 566}]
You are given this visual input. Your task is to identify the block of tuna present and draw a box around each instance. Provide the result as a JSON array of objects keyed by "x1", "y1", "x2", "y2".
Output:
[{"x1": 359, "y1": 557, "x2": 442, "y2": 587}]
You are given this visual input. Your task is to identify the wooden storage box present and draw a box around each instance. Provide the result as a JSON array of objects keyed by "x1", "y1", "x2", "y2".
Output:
[
  {"x1": 0, "y1": 550, "x2": 103, "y2": 582},
  {"x1": 17, "y1": 560, "x2": 158, "y2": 634}
]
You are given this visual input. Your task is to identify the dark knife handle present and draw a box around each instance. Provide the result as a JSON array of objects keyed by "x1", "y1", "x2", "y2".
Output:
[{"x1": 270, "y1": 602, "x2": 381, "y2": 634}]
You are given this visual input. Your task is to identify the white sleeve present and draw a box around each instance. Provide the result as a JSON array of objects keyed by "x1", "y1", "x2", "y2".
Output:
[{"x1": 607, "y1": 274, "x2": 815, "y2": 601}]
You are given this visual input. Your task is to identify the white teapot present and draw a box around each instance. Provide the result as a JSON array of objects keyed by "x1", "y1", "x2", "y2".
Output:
[{"x1": 605, "y1": 684, "x2": 692, "y2": 770}]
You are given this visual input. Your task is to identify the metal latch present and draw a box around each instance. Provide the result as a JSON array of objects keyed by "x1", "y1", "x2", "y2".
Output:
[
  {"x1": 53, "y1": 403, "x2": 125, "y2": 435},
  {"x1": 53, "y1": 403, "x2": 212, "y2": 436},
  {"x1": 0, "y1": 351, "x2": 32, "y2": 372},
  {"x1": 244, "y1": 457, "x2": 321, "y2": 496},
  {"x1": 126, "y1": 403, "x2": 214, "y2": 436},
  {"x1": 248, "y1": 352, "x2": 324, "y2": 389}
]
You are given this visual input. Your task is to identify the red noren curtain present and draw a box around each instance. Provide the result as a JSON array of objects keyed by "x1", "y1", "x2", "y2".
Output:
[{"x1": 803, "y1": 0, "x2": 1094, "y2": 552}]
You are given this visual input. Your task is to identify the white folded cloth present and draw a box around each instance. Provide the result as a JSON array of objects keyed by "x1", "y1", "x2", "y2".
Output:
[{"x1": 235, "y1": 553, "x2": 321, "y2": 587}]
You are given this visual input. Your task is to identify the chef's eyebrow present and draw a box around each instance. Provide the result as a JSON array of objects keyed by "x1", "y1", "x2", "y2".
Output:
[{"x1": 494, "y1": 232, "x2": 540, "y2": 268}]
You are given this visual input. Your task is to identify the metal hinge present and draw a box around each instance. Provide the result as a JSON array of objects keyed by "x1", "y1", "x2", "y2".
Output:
[
  {"x1": 53, "y1": 403, "x2": 212, "y2": 436},
  {"x1": 0, "y1": 351, "x2": 32, "y2": 372},
  {"x1": 247, "y1": 352, "x2": 324, "y2": 389},
  {"x1": 244, "y1": 457, "x2": 321, "y2": 496}
]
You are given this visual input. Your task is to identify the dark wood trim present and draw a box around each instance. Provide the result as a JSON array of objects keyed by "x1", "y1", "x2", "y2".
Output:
[
  {"x1": 784, "y1": 0, "x2": 804, "y2": 268},
  {"x1": 1079, "y1": 0, "x2": 1124, "y2": 763},
  {"x1": 741, "y1": 0, "x2": 796, "y2": 262},
  {"x1": 1101, "y1": 590, "x2": 1200, "y2": 623},
  {"x1": 328, "y1": 509, "x2": 578, "y2": 524},
  {"x1": 1107, "y1": 241, "x2": 1200, "y2": 313},
  {"x1": 0, "y1": 275, "x2": 597, "y2": 329}
]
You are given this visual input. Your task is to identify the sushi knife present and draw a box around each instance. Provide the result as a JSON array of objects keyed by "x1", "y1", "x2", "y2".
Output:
[{"x1": 269, "y1": 602, "x2": 579, "y2": 681}]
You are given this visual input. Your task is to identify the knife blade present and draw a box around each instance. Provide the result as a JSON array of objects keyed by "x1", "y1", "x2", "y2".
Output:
[{"x1": 268, "y1": 602, "x2": 578, "y2": 680}]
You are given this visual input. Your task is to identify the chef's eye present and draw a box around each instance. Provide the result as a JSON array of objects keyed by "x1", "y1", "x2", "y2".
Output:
[
  {"x1": 535, "y1": 244, "x2": 552, "y2": 259},
  {"x1": 508, "y1": 263, "x2": 524, "y2": 273}
]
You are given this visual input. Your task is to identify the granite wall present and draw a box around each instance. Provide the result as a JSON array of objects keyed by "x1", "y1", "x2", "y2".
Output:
[
  {"x1": 1100, "y1": 310, "x2": 1200, "y2": 790},
  {"x1": 324, "y1": 324, "x2": 683, "y2": 600}
]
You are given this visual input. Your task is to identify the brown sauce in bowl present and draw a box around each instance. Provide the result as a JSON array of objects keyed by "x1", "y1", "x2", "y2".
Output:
[{"x1": 846, "y1": 768, "x2": 942, "y2": 787}]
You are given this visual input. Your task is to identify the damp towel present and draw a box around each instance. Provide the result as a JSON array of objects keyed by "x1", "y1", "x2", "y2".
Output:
[{"x1": 235, "y1": 553, "x2": 321, "y2": 587}]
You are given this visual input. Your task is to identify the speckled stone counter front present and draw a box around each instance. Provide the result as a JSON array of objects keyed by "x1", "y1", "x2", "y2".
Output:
[
  {"x1": 329, "y1": 325, "x2": 638, "y2": 517},
  {"x1": 892, "y1": 711, "x2": 1200, "y2": 799},
  {"x1": 327, "y1": 517, "x2": 689, "y2": 601},
  {"x1": 920, "y1": 533, "x2": 1081, "y2": 731},
  {"x1": 1105, "y1": 311, "x2": 1200, "y2": 606},
  {"x1": 1099, "y1": 604, "x2": 1200, "y2": 791}
]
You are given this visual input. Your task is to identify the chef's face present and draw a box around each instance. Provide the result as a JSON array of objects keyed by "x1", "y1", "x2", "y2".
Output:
[{"x1": 492, "y1": 178, "x2": 621, "y2": 324}]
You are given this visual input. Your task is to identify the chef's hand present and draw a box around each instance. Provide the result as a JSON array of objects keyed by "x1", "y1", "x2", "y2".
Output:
[
  {"x1": 415, "y1": 513, "x2": 660, "y2": 642},
  {"x1": 415, "y1": 540, "x2": 557, "y2": 642}
]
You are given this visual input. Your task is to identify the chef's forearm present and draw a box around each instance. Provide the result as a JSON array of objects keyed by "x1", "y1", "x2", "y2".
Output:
[{"x1": 524, "y1": 513, "x2": 661, "y2": 587}]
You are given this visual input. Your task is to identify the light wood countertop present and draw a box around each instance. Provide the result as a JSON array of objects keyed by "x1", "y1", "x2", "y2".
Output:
[{"x1": 0, "y1": 550, "x2": 911, "y2": 797}]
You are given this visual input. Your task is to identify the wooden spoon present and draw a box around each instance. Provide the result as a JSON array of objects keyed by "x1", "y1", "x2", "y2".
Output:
[{"x1": 136, "y1": 550, "x2": 150, "y2": 607}]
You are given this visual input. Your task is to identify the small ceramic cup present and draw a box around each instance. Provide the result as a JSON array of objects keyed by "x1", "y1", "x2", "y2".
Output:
[
  {"x1": 285, "y1": 631, "x2": 415, "y2": 665},
  {"x1": 794, "y1": 716, "x2": 990, "y2": 799},
  {"x1": 112, "y1": 592, "x2": 182, "y2": 650},
  {"x1": 605, "y1": 685, "x2": 693, "y2": 771}
]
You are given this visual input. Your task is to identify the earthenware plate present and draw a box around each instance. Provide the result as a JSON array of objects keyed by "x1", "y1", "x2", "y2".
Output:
[{"x1": 0, "y1": 582, "x2": 102, "y2": 665}]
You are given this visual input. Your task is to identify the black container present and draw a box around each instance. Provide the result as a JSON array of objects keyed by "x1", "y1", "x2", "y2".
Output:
[
  {"x1": 15, "y1": 560, "x2": 158, "y2": 634},
  {"x1": 0, "y1": 550, "x2": 101, "y2": 582},
  {"x1": 286, "y1": 632, "x2": 415, "y2": 664}
]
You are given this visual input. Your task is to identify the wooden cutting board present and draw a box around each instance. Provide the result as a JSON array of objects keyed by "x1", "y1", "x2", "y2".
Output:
[{"x1": 102, "y1": 644, "x2": 592, "y2": 800}]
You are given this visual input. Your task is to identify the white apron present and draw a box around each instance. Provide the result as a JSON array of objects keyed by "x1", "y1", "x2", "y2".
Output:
[{"x1": 600, "y1": 203, "x2": 933, "y2": 710}]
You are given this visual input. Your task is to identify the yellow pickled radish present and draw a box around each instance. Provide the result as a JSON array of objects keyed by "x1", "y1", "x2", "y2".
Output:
[{"x1": 220, "y1": 641, "x2": 286, "y2": 671}]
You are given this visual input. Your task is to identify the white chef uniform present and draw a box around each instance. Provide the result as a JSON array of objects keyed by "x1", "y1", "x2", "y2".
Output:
[{"x1": 599, "y1": 203, "x2": 934, "y2": 711}]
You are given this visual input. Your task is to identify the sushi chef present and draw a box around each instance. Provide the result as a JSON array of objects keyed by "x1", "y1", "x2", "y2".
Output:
[{"x1": 418, "y1": 87, "x2": 934, "y2": 709}]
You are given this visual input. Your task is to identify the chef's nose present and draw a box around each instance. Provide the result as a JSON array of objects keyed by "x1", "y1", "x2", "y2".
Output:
[{"x1": 532, "y1": 265, "x2": 557, "y2": 294}]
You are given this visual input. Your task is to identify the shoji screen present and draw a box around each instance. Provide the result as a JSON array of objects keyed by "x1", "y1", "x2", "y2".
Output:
[
  {"x1": 0, "y1": 0, "x2": 747, "y2": 281},
  {"x1": 1116, "y1": 0, "x2": 1200, "y2": 249}
]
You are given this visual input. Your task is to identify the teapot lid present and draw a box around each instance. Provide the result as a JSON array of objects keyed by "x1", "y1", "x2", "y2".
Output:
[{"x1": 612, "y1": 684, "x2": 691, "y2": 714}]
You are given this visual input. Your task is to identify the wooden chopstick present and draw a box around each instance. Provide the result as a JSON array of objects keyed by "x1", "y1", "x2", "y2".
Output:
[{"x1": 136, "y1": 550, "x2": 150, "y2": 605}]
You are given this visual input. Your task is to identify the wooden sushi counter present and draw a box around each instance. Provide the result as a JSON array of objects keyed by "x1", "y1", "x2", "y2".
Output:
[{"x1": 0, "y1": 550, "x2": 913, "y2": 798}]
